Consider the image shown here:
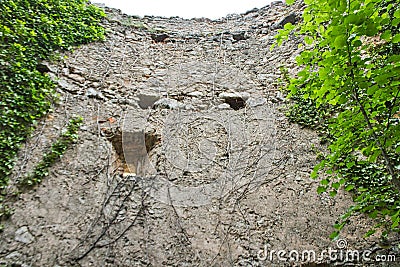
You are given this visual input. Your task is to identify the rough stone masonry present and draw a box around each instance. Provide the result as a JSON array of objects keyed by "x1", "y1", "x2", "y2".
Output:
[{"x1": 0, "y1": 1, "x2": 385, "y2": 266}]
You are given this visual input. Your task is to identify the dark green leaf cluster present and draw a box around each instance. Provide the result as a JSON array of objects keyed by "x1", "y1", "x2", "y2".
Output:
[
  {"x1": 278, "y1": 0, "x2": 400, "y2": 240},
  {"x1": 0, "y1": 0, "x2": 104, "y2": 192}
]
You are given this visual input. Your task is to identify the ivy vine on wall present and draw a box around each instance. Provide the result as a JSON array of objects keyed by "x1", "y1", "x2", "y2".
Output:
[{"x1": 0, "y1": 0, "x2": 105, "y2": 204}]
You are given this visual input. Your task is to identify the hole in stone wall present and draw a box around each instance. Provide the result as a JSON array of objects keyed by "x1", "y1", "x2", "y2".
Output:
[
  {"x1": 224, "y1": 97, "x2": 246, "y2": 110},
  {"x1": 103, "y1": 128, "x2": 160, "y2": 173},
  {"x1": 145, "y1": 130, "x2": 160, "y2": 153}
]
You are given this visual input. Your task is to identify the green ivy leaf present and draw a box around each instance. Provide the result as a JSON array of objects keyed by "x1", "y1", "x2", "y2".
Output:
[
  {"x1": 332, "y1": 182, "x2": 340, "y2": 190},
  {"x1": 345, "y1": 184, "x2": 355, "y2": 191},
  {"x1": 334, "y1": 35, "x2": 347, "y2": 48},
  {"x1": 381, "y1": 30, "x2": 391, "y2": 41},
  {"x1": 365, "y1": 229, "x2": 376, "y2": 237},
  {"x1": 317, "y1": 186, "x2": 327, "y2": 194},
  {"x1": 369, "y1": 210, "x2": 379, "y2": 219},
  {"x1": 330, "y1": 231, "x2": 340, "y2": 240},
  {"x1": 345, "y1": 14, "x2": 360, "y2": 25},
  {"x1": 366, "y1": 22, "x2": 378, "y2": 36},
  {"x1": 393, "y1": 34, "x2": 400, "y2": 43},
  {"x1": 392, "y1": 218, "x2": 399, "y2": 229},
  {"x1": 321, "y1": 179, "x2": 330, "y2": 186}
]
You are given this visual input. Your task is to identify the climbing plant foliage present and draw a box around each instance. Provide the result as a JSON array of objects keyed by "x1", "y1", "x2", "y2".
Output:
[
  {"x1": 277, "y1": 0, "x2": 400, "y2": 240},
  {"x1": 19, "y1": 117, "x2": 83, "y2": 187},
  {"x1": 0, "y1": 1, "x2": 105, "y2": 192}
]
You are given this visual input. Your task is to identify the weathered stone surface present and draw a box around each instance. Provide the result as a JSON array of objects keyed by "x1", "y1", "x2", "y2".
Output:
[
  {"x1": 153, "y1": 98, "x2": 185, "y2": 109},
  {"x1": 91, "y1": 82, "x2": 101, "y2": 88},
  {"x1": 246, "y1": 96, "x2": 267, "y2": 107},
  {"x1": 137, "y1": 92, "x2": 161, "y2": 109},
  {"x1": 219, "y1": 92, "x2": 250, "y2": 101},
  {"x1": 187, "y1": 91, "x2": 203, "y2": 97},
  {"x1": 217, "y1": 103, "x2": 231, "y2": 110},
  {"x1": 68, "y1": 73, "x2": 85, "y2": 83},
  {"x1": 57, "y1": 79, "x2": 77, "y2": 92},
  {"x1": 0, "y1": 1, "x2": 379, "y2": 267},
  {"x1": 5, "y1": 251, "x2": 22, "y2": 260},
  {"x1": 85, "y1": 88, "x2": 105, "y2": 99},
  {"x1": 14, "y1": 226, "x2": 34, "y2": 244}
]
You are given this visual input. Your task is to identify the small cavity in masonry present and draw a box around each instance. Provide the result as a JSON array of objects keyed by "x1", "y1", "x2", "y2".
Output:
[{"x1": 108, "y1": 130, "x2": 160, "y2": 176}]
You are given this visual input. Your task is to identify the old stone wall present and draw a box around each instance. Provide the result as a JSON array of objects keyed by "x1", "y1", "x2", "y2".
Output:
[{"x1": 0, "y1": 2, "x2": 380, "y2": 266}]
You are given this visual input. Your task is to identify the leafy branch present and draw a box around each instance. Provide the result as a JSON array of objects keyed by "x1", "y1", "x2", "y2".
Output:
[{"x1": 278, "y1": 0, "x2": 400, "y2": 240}]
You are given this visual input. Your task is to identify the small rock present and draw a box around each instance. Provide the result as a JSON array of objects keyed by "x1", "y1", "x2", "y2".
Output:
[
  {"x1": 93, "y1": 2, "x2": 105, "y2": 7},
  {"x1": 246, "y1": 97, "x2": 267, "y2": 108},
  {"x1": 62, "y1": 67, "x2": 69, "y2": 76},
  {"x1": 78, "y1": 197, "x2": 85, "y2": 204},
  {"x1": 70, "y1": 66, "x2": 86, "y2": 75},
  {"x1": 91, "y1": 82, "x2": 101, "y2": 88},
  {"x1": 118, "y1": 98, "x2": 139, "y2": 107},
  {"x1": 68, "y1": 73, "x2": 85, "y2": 83},
  {"x1": 185, "y1": 104, "x2": 196, "y2": 110},
  {"x1": 257, "y1": 73, "x2": 278, "y2": 81},
  {"x1": 46, "y1": 72, "x2": 57, "y2": 81},
  {"x1": 15, "y1": 226, "x2": 34, "y2": 244},
  {"x1": 153, "y1": 98, "x2": 185, "y2": 110},
  {"x1": 187, "y1": 91, "x2": 203, "y2": 97},
  {"x1": 123, "y1": 174, "x2": 137, "y2": 185},
  {"x1": 125, "y1": 33, "x2": 138, "y2": 41},
  {"x1": 197, "y1": 104, "x2": 209, "y2": 110},
  {"x1": 219, "y1": 92, "x2": 250, "y2": 101},
  {"x1": 217, "y1": 103, "x2": 231, "y2": 110},
  {"x1": 270, "y1": 97, "x2": 280, "y2": 103},
  {"x1": 276, "y1": 91, "x2": 285, "y2": 102},
  {"x1": 261, "y1": 28, "x2": 269, "y2": 35},
  {"x1": 212, "y1": 35, "x2": 222, "y2": 42},
  {"x1": 57, "y1": 79, "x2": 74, "y2": 92},
  {"x1": 142, "y1": 68, "x2": 152, "y2": 76},
  {"x1": 5, "y1": 251, "x2": 21, "y2": 260},
  {"x1": 86, "y1": 88, "x2": 105, "y2": 99},
  {"x1": 137, "y1": 92, "x2": 161, "y2": 109},
  {"x1": 103, "y1": 89, "x2": 116, "y2": 98}
]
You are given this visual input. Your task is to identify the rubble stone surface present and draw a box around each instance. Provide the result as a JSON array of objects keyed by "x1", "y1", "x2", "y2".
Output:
[{"x1": 0, "y1": 2, "x2": 383, "y2": 267}]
